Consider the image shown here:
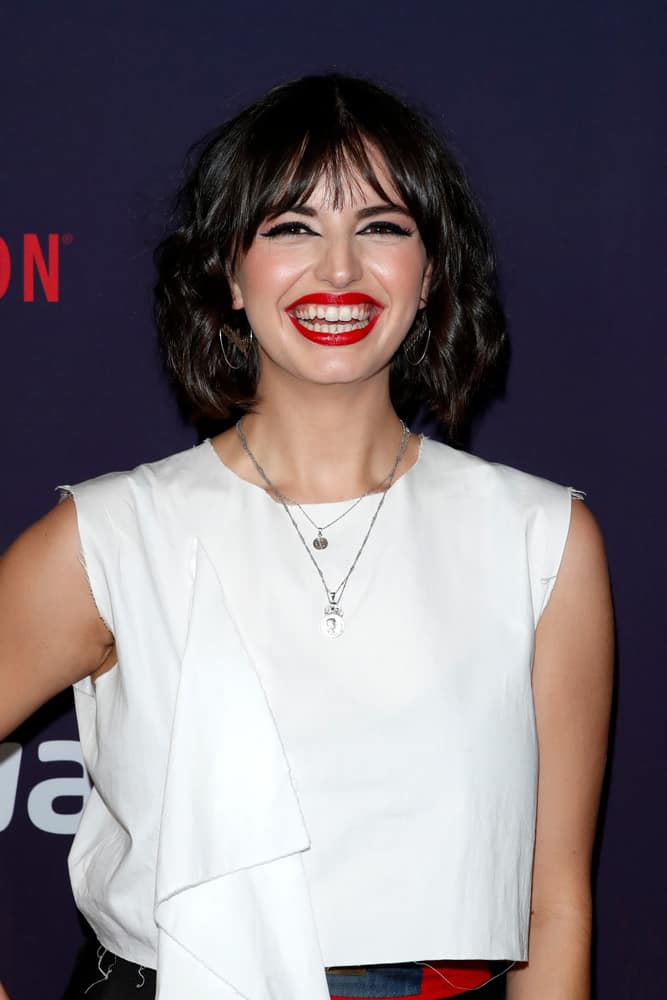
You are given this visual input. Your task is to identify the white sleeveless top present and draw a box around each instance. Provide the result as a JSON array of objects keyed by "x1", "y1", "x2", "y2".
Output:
[{"x1": 58, "y1": 434, "x2": 580, "y2": 1000}]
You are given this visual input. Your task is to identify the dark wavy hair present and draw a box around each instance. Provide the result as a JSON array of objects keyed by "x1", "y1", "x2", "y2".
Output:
[{"x1": 154, "y1": 73, "x2": 508, "y2": 439}]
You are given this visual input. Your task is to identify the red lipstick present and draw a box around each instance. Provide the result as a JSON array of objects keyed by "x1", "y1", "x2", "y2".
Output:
[
  {"x1": 286, "y1": 292, "x2": 383, "y2": 347},
  {"x1": 286, "y1": 292, "x2": 382, "y2": 308}
]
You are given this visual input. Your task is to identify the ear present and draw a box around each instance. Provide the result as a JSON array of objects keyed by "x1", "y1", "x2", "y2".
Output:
[
  {"x1": 228, "y1": 275, "x2": 245, "y2": 311},
  {"x1": 418, "y1": 261, "x2": 433, "y2": 309}
]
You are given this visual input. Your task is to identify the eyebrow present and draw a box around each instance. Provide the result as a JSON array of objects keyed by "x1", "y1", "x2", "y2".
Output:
[
  {"x1": 357, "y1": 203, "x2": 412, "y2": 220},
  {"x1": 267, "y1": 202, "x2": 413, "y2": 221}
]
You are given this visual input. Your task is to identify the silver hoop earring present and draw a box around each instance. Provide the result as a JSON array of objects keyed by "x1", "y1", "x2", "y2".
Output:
[
  {"x1": 404, "y1": 312, "x2": 431, "y2": 366},
  {"x1": 218, "y1": 328, "x2": 253, "y2": 370}
]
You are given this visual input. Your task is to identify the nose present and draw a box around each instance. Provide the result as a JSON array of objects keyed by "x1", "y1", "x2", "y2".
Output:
[{"x1": 312, "y1": 234, "x2": 363, "y2": 287}]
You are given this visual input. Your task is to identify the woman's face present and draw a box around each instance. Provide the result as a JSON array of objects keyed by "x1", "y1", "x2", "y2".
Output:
[{"x1": 228, "y1": 149, "x2": 432, "y2": 389}]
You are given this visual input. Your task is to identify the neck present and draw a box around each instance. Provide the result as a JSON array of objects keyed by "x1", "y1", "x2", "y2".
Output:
[{"x1": 235, "y1": 380, "x2": 411, "y2": 504}]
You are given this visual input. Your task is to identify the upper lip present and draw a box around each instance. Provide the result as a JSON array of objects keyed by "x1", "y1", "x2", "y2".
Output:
[{"x1": 286, "y1": 292, "x2": 382, "y2": 309}]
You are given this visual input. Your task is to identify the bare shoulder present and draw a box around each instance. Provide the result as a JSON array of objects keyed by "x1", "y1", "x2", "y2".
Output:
[
  {"x1": 561, "y1": 495, "x2": 608, "y2": 574},
  {"x1": 1, "y1": 494, "x2": 92, "y2": 599},
  {"x1": 541, "y1": 496, "x2": 612, "y2": 630},
  {"x1": 4, "y1": 490, "x2": 79, "y2": 557},
  {"x1": 535, "y1": 495, "x2": 614, "y2": 675},
  {"x1": 0, "y1": 497, "x2": 114, "y2": 739}
]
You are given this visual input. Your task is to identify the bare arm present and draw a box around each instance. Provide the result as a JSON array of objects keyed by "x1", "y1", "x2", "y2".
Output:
[
  {"x1": 506, "y1": 498, "x2": 614, "y2": 999},
  {"x1": 0, "y1": 497, "x2": 116, "y2": 740}
]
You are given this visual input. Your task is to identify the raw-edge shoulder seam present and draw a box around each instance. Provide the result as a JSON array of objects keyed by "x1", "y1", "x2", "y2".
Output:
[{"x1": 55, "y1": 485, "x2": 115, "y2": 637}]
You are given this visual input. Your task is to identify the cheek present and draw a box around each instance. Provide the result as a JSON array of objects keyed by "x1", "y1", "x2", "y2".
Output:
[
  {"x1": 238, "y1": 245, "x2": 310, "y2": 303},
  {"x1": 370, "y1": 248, "x2": 428, "y2": 305}
]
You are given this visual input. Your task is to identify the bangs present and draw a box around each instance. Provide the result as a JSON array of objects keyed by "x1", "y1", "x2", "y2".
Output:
[{"x1": 262, "y1": 132, "x2": 395, "y2": 218}]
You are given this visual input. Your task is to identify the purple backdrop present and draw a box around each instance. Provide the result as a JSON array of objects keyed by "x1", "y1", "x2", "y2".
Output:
[{"x1": 1, "y1": 2, "x2": 664, "y2": 996}]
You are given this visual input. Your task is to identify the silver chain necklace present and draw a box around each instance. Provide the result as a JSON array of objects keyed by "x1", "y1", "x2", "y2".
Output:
[
  {"x1": 235, "y1": 417, "x2": 410, "y2": 637},
  {"x1": 274, "y1": 458, "x2": 408, "y2": 551},
  {"x1": 306, "y1": 496, "x2": 372, "y2": 550}
]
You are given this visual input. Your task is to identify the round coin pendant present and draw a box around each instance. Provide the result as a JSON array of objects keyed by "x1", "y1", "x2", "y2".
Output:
[
  {"x1": 321, "y1": 604, "x2": 344, "y2": 638},
  {"x1": 313, "y1": 533, "x2": 328, "y2": 550}
]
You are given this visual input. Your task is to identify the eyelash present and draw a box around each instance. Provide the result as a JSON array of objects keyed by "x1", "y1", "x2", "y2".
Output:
[{"x1": 260, "y1": 221, "x2": 414, "y2": 238}]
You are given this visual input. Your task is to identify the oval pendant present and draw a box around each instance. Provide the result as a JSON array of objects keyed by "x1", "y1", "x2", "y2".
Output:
[
  {"x1": 313, "y1": 534, "x2": 328, "y2": 550},
  {"x1": 321, "y1": 604, "x2": 344, "y2": 638}
]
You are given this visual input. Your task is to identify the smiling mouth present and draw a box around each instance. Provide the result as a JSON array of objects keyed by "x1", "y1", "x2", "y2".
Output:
[
  {"x1": 285, "y1": 294, "x2": 383, "y2": 338},
  {"x1": 289, "y1": 302, "x2": 377, "y2": 334}
]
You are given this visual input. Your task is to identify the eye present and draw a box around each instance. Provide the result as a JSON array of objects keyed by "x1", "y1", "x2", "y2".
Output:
[
  {"x1": 359, "y1": 221, "x2": 414, "y2": 237},
  {"x1": 259, "y1": 221, "x2": 317, "y2": 238}
]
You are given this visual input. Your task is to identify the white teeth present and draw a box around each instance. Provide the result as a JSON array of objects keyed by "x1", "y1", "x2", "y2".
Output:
[
  {"x1": 293, "y1": 303, "x2": 374, "y2": 322},
  {"x1": 295, "y1": 317, "x2": 371, "y2": 334}
]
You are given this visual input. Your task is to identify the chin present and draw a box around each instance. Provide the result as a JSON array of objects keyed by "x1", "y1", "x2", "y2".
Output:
[
  {"x1": 297, "y1": 369, "x2": 368, "y2": 387},
  {"x1": 261, "y1": 338, "x2": 396, "y2": 386}
]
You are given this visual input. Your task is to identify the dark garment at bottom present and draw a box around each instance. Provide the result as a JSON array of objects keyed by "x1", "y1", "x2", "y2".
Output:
[{"x1": 61, "y1": 940, "x2": 155, "y2": 998}]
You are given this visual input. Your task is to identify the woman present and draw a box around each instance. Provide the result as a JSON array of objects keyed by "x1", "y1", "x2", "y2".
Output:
[{"x1": 0, "y1": 74, "x2": 613, "y2": 999}]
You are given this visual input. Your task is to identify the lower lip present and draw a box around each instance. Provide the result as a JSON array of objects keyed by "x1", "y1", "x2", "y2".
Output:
[{"x1": 287, "y1": 312, "x2": 380, "y2": 346}]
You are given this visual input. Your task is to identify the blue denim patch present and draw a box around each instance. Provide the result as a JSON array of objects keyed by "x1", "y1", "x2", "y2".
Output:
[{"x1": 325, "y1": 963, "x2": 423, "y2": 998}]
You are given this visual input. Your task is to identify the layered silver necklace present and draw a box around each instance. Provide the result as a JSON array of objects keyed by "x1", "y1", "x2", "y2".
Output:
[
  {"x1": 235, "y1": 417, "x2": 410, "y2": 637},
  {"x1": 295, "y1": 491, "x2": 378, "y2": 551}
]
